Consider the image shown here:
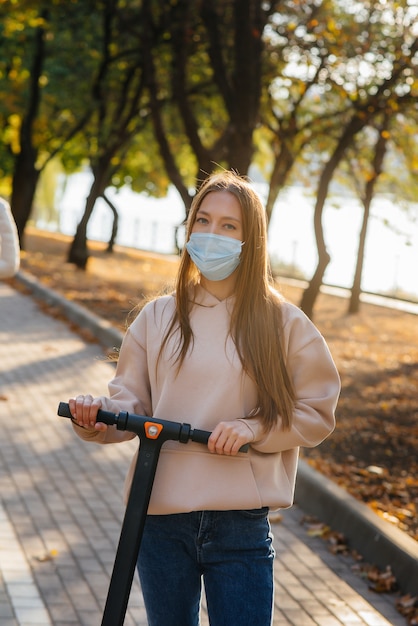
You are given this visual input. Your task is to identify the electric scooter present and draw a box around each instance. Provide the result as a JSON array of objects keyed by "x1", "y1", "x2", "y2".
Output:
[{"x1": 58, "y1": 402, "x2": 248, "y2": 626}]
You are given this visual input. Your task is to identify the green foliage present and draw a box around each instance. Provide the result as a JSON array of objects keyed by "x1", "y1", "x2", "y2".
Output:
[
  {"x1": 0, "y1": 0, "x2": 101, "y2": 188},
  {"x1": 0, "y1": 0, "x2": 417, "y2": 252}
]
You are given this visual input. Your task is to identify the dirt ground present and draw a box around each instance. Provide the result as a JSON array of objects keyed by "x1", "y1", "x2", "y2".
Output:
[{"x1": 12, "y1": 228, "x2": 418, "y2": 548}]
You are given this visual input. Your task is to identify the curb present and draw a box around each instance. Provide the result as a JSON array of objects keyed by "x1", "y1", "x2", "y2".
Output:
[
  {"x1": 15, "y1": 270, "x2": 123, "y2": 350},
  {"x1": 295, "y1": 460, "x2": 418, "y2": 596},
  {"x1": 15, "y1": 269, "x2": 418, "y2": 596}
]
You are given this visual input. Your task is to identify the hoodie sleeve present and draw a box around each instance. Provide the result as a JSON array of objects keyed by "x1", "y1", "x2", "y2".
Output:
[
  {"x1": 72, "y1": 304, "x2": 153, "y2": 444},
  {"x1": 0, "y1": 199, "x2": 20, "y2": 279},
  {"x1": 238, "y1": 303, "x2": 340, "y2": 454}
]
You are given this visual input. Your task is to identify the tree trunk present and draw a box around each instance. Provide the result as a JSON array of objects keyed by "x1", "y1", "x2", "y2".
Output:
[
  {"x1": 348, "y1": 115, "x2": 389, "y2": 314},
  {"x1": 67, "y1": 199, "x2": 95, "y2": 269},
  {"x1": 10, "y1": 9, "x2": 48, "y2": 247},
  {"x1": 10, "y1": 155, "x2": 40, "y2": 248},
  {"x1": 68, "y1": 174, "x2": 106, "y2": 268},
  {"x1": 300, "y1": 113, "x2": 367, "y2": 318},
  {"x1": 232, "y1": 0, "x2": 263, "y2": 172},
  {"x1": 299, "y1": 161, "x2": 334, "y2": 319},
  {"x1": 102, "y1": 193, "x2": 119, "y2": 253},
  {"x1": 142, "y1": 1, "x2": 192, "y2": 212},
  {"x1": 265, "y1": 141, "x2": 295, "y2": 221},
  {"x1": 300, "y1": 251, "x2": 331, "y2": 319},
  {"x1": 348, "y1": 203, "x2": 369, "y2": 314}
]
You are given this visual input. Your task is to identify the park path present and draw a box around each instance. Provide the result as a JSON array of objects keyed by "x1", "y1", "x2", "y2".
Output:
[{"x1": 0, "y1": 281, "x2": 404, "y2": 625}]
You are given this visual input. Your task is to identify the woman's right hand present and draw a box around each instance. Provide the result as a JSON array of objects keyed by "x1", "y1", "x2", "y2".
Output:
[{"x1": 68, "y1": 395, "x2": 108, "y2": 432}]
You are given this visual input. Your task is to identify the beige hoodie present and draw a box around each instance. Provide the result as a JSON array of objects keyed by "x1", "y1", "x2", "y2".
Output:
[{"x1": 73, "y1": 286, "x2": 340, "y2": 513}]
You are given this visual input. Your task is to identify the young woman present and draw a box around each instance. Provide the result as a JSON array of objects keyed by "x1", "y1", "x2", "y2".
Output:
[
  {"x1": 69, "y1": 171, "x2": 340, "y2": 626},
  {"x1": 0, "y1": 198, "x2": 20, "y2": 279}
]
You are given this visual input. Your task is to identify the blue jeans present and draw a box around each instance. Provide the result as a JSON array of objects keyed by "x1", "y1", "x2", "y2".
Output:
[{"x1": 137, "y1": 508, "x2": 275, "y2": 626}]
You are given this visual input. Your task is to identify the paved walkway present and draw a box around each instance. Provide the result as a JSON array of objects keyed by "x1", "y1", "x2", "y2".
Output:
[{"x1": 0, "y1": 282, "x2": 405, "y2": 625}]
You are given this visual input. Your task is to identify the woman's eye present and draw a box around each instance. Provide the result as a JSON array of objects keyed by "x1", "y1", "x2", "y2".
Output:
[
  {"x1": 196, "y1": 217, "x2": 208, "y2": 224},
  {"x1": 224, "y1": 223, "x2": 236, "y2": 230}
]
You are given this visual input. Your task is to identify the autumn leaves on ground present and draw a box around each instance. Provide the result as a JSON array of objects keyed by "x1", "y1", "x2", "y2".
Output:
[{"x1": 14, "y1": 229, "x2": 418, "y2": 546}]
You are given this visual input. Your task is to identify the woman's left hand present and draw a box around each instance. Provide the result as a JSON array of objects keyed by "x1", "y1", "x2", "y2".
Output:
[{"x1": 208, "y1": 419, "x2": 254, "y2": 455}]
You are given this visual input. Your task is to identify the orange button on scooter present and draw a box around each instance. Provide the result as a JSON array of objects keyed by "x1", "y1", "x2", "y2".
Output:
[{"x1": 145, "y1": 422, "x2": 163, "y2": 439}]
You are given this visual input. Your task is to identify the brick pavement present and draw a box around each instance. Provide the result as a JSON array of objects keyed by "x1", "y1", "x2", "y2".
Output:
[{"x1": 0, "y1": 282, "x2": 406, "y2": 625}]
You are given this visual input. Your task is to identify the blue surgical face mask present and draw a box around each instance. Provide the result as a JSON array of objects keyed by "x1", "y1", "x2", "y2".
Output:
[{"x1": 185, "y1": 233, "x2": 243, "y2": 281}]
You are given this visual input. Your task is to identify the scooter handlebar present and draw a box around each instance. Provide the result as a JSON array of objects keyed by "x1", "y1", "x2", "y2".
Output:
[
  {"x1": 57, "y1": 402, "x2": 249, "y2": 452},
  {"x1": 58, "y1": 402, "x2": 118, "y2": 426}
]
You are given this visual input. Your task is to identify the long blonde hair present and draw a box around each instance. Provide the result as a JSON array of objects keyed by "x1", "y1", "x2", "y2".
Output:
[{"x1": 160, "y1": 171, "x2": 295, "y2": 432}]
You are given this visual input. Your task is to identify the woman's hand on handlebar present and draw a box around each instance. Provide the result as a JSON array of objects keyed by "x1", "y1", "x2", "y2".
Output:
[
  {"x1": 68, "y1": 395, "x2": 108, "y2": 432},
  {"x1": 208, "y1": 419, "x2": 254, "y2": 456}
]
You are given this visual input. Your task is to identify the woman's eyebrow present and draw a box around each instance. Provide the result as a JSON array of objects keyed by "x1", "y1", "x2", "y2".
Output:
[{"x1": 196, "y1": 209, "x2": 241, "y2": 222}]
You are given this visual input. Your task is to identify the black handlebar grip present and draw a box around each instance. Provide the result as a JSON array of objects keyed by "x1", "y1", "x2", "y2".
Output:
[
  {"x1": 57, "y1": 402, "x2": 118, "y2": 426},
  {"x1": 191, "y1": 428, "x2": 249, "y2": 453},
  {"x1": 190, "y1": 428, "x2": 211, "y2": 445},
  {"x1": 57, "y1": 402, "x2": 74, "y2": 418}
]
